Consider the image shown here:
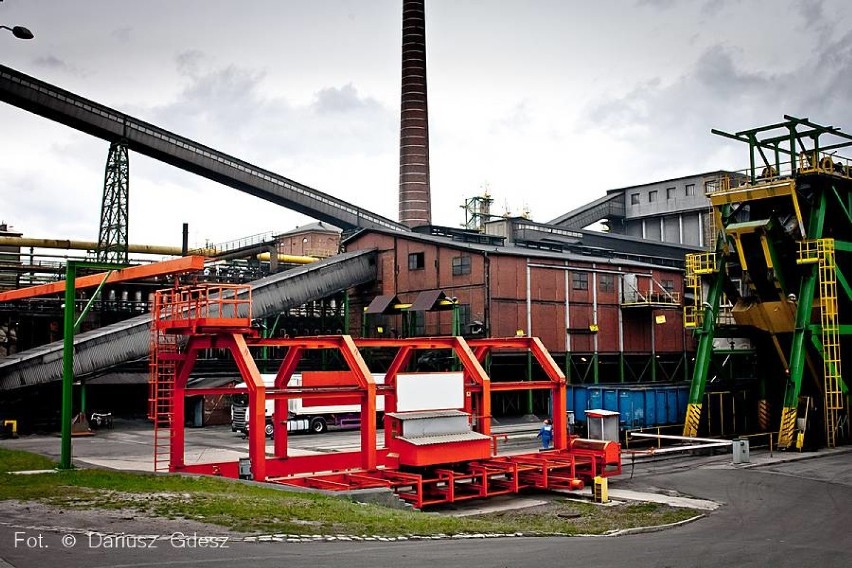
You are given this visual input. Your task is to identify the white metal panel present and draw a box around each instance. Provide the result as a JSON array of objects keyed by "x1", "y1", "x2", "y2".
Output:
[
  {"x1": 401, "y1": 414, "x2": 469, "y2": 437},
  {"x1": 396, "y1": 372, "x2": 465, "y2": 412}
]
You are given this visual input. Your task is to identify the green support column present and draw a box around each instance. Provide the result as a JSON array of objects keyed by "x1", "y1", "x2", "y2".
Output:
[
  {"x1": 59, "y1": 261, "x2": 126, "y2": 471},
  {"x1": 619, "y1": 352, "x2": 625, "y2": 383},
  {"x1": 780, "y1": 267, "x2": 818, "y2": 447},
  {"x1": 59, "y1": 262, "x2": 77, "y2": 470},
  {"x1": 779, "y1": 192, "x2": 826, "y2": 448},
  {"x1": 683, "y1": 256, "x2": 726, "y2": 437},
  {"x1": 592, "y1": 352, "x2": 599, "y2": 384}
]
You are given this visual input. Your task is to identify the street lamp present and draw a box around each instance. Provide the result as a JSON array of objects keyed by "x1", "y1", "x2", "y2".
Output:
[{"x1": 0, "y1": 25, "x2": 33, "y2": 40}]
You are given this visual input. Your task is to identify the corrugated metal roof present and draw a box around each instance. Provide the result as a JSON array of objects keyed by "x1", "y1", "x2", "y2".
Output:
[
  {"x1": 409, "y1": 290, "x2": 446, "y2": 312},
  {"x1": 0, "y1": 249, "x2": 377, "y2": 391},
  {"x1": 398, "y1": 431, "x2": 491, "y2": 446},
  {"x1": 344, "y1": 226, "x2": 688, "y2": 270},
  {"x1": 365, "y1": 294, "x2": 400, "y2": 314}
]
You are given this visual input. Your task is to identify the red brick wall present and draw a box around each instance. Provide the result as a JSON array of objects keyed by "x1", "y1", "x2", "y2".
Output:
[{"x1": 345, "y1": 232, "x2": 688, "y2": 354}]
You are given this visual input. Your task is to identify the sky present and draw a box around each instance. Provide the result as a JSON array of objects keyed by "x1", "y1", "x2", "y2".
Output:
[{"x1": 1, "y1": 0, "x2": 852, "y2": 251}]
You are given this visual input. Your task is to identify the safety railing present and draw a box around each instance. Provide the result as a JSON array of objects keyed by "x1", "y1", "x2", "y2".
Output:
[{"x1": 156, "y1": 284, "x2": 252, "y2": 327}]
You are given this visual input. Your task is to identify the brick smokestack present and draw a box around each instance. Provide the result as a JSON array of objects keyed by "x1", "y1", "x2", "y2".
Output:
[{"x1": 399, "y1": 0, "x2": 432, "y2": 228}]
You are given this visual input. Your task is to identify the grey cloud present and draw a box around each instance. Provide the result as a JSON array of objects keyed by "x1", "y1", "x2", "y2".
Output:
[
  {"x1": 636, "y1": 0, "x2": 677, "y2": 9},
  {"x1": 490, "y1": 100, "x2": 532, "y2": 134},
  {"x1": 581, "y1": 33, "x2": 852, "y2": 177},
  {"x1": 312, "y1": 84, "x2": 381, "y2": 114},
  {"x1": 127, "y1": 56, "x2": 394, "y2": 187},
  {"x1": 32, "y1": 55, "x2": 76, "y2": 74},
  {"x1": 111, "y1": 26, "x2": 133, "y2": 42}
]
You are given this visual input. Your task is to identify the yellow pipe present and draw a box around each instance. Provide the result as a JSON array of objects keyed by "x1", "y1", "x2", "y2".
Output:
[
  {"x1": 0, "y1": 236, "x2": 215, "y2": 256},
  {"x1": 256, "y1": 252, "x2": 318, "y2": 264}
]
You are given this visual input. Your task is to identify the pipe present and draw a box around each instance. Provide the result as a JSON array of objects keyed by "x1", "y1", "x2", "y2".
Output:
[
  {"x1": 0, "y1": 236, "x2": 215, "y2": 256},
  {"x1": 255, "y1": 252, "x2": 319, "y2": 264}
]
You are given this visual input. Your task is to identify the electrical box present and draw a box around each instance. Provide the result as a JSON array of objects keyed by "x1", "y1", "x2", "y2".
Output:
[{"x1": 732, "y1": 438, "x2": 750, "y2": 464}]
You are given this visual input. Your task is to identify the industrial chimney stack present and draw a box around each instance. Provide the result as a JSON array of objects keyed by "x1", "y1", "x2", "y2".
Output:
[{"x1": 399, "y1": 0, "x2": 432, "y2": 228}]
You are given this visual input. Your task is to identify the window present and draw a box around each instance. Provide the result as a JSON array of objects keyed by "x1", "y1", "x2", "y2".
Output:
[
  {"x1": 452, "y1": 255, "x2": 471, "y2": 276},
  {"x1": 572, "y1": 272, "x2": 589, "y2": 290},
  {"x1": 408, "y1": 252, "x2": 425, "y2": 270},
  {"x1": 630, "y1": 193, "x2": 640, "y2": 205},
  {"x1": 685, "y1": 184, "x2": 695, "y2": 196},
  {"x1": 649, "y1": 190, "x2": 658, "y2": 203},
  {"x1": 599, "y1": 273, "x2": 615, "y2": 292},
  {"x1": 661, "y1": 279, "x2": 675, "y2": 292},
  {"x1": 457, "y1": 304, "x2": 472, "y2": 333},
  {"x1": 666, "y1": 187, "x2": 675, "y2": 199}
]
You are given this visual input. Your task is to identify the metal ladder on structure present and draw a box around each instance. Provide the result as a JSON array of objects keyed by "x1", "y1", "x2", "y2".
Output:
[
  {"x1": 683, "y1": 252, "x2": 717, "y2": 329},
  {"x1": 798, "y1": 239, "x2": 844, "y2": 448},
  {"x1": 148, "y1": 291, "x2": 180, "y2": 472}
]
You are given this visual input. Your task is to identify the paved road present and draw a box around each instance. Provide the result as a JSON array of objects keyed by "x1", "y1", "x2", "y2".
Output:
[
  {"x1": 0, "y1": 419, "x2": 544, "y2": 471},
  {"x1": 2, "y1": 424, "x2": 851, "y2": 567}
]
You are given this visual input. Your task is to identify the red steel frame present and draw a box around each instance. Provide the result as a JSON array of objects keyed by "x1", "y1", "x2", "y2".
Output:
[{"x1": 151, "y1": 290, "x2": 618, "y2": 505}]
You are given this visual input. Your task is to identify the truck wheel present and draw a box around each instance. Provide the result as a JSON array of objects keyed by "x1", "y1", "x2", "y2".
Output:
[
  {"x1": 310, "y1": 417, "x2": 327, "y2": 434},
  {"x1": 265, "y1": 422, "x2": 274, "y2": 438}
]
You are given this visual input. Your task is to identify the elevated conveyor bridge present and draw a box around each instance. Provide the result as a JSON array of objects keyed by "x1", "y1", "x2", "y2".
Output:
[{"x1": 0, "y1": 64, "x2": 407, "y2": 233}]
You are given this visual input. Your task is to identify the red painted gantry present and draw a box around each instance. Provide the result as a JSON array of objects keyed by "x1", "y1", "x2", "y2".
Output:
[{"x1": 151, "y1": 285, "x2": 621, "y2": 508}]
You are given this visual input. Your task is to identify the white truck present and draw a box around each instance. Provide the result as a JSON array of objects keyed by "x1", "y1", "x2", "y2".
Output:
[{"x1": 231, "y1": 373, "x2": 385, "y2": 437}]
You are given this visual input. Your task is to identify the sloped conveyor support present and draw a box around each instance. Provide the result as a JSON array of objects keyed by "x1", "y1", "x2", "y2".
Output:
[{"x1": 0, "y1": 249, "x2": 378, "y2": 391}]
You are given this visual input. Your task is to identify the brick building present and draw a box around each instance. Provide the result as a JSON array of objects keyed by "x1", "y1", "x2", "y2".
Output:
[{"x1": 344, "y1": 227, "x2": 692, "y2": 384}]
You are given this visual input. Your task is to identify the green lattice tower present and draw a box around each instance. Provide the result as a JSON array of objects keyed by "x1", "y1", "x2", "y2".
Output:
[{"x1": 97, "y1": 141, "x2": 129, "y2": 263}]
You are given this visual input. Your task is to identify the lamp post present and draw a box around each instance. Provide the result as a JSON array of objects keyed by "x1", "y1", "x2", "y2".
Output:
[{"x1": 0, "y1": 24, "x2": 33, "y2": 39}]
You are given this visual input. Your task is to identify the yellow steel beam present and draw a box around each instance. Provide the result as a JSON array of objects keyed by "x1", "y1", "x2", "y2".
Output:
[{"x1": 0, "y1": 236, "x2": 215, "y2": 256}]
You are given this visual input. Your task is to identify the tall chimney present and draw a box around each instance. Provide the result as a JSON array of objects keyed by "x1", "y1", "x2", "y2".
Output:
[{"x1": 399, "y1": 0, "x2": 432, "y2": 228}]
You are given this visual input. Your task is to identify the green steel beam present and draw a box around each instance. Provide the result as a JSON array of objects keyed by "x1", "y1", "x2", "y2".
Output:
[
  {"x1": 833, "y1": 240, "x2": 852, "y2": 253},
  {"x1": 779, "y1": 191, "x2": 827, "y2": 447},
  {"x1": 74, "y1": 271, "x2": 113, "y2": 332},
  {"x1": 683, "y1": 250, "x2": 726, "y2": 437},
  {"x1": 835, "y1": 265, "x2": 852, "y2": 304},
  {"x1": 809, "y1": 324, "x2": 852, "y2": 335},
  {"x1": 810, "y1": 334, "x2": 849, "y2": 395},
  {"x1": 59, "y1": 260, "x2": 126, "y2": 471},
  {"x1": 832, "y1": 188, "x2": 852, "y2": 227}
]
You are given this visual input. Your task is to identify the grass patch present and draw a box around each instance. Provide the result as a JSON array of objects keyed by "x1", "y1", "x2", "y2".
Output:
[
  {"x1": 0, "y1": 447, "x2": 56, "y2": 472},
  {"x1": 0, "y1": 449, "x2": 700, "y2": 536}
]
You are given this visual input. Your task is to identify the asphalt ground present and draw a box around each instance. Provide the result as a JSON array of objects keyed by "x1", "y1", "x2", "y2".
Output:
[{"x1": 2, "y1": 421, "x2": 851, "y2": 567}]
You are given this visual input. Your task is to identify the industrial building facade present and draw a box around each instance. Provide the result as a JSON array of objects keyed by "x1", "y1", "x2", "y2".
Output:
[
  {"x1": 550, "y1": 171, "x2": 747, "y2": 248},
  {"x1": 345, "y1": 228, "x2": 692, "y2": 384}
]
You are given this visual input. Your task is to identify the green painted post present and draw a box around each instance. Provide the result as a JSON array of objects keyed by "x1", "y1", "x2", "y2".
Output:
[
  {"x1": 619, "y1": 352, "x2": 625, "y2": 383},
  {"x1": 59, "y1": 260, "x2": 127, "y2": 471},
  {"x1": 343, "y1": 292, "x2": 350, "y2": 335},
  {"x1": 59, "y1": 262, "x2": 77, "y2": 470},
  {"x1": 592, "y1": 352, "x2": 599, "y2": 384},
  {"x1": 683, "y1": 256, "x2": 725, "y2": 437},
  {"x1": 779, "y1": 192, "x2": 826, "y2": 447}
]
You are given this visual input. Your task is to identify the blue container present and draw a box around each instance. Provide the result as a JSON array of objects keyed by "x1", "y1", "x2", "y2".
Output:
[{"x1": 565, "y1": 383, "x2": 690, "y2": 429}]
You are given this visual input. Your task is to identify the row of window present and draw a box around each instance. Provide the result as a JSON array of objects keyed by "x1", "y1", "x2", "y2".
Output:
[
  {"x1": 407, "y1": 252, "x2": 676, "y2": 292},
  {"x1": 408, "y1": 252, "x2": 472, "y2": 275},
  {"x1": 630, "y1": 184, "x2": 695, "y2": 205}
]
